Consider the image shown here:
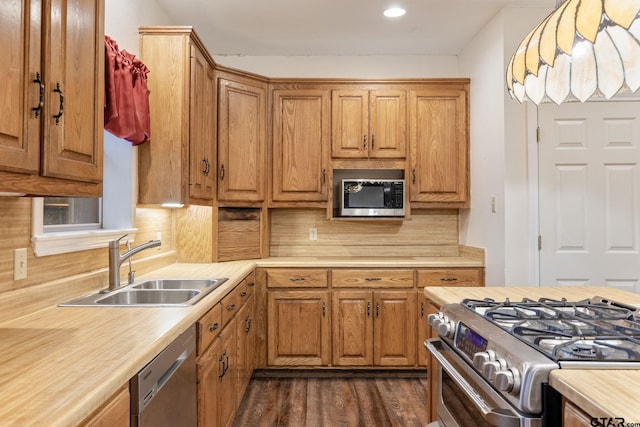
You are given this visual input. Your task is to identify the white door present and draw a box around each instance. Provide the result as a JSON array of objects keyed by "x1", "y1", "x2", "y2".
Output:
[{"x1": 538, "y1": 101, "x2": 640, "y2": 292}]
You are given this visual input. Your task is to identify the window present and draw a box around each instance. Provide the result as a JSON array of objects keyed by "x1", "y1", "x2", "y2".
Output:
[
  {"x1": 31, "y1": 132, "x2": 137, "y2": 256},
  {"x1": 43, "y1": 197, "x2": 101, "y2": 232}
]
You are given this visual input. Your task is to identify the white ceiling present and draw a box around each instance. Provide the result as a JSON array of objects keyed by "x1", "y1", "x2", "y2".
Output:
[{"x1": 155, "y1": 0, "x2": 555, "y2": 56}]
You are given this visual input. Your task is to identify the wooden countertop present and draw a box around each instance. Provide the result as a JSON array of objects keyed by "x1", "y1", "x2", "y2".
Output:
[
  {"x1": 0, "y1": 255, "x2": 482, "y2": 426},
  {"x1": 0, "y1": 261, "x2": 255, "y2": 427},
  {"x1": 423, "y1": 286, "x2": 640, "y2": 423}
]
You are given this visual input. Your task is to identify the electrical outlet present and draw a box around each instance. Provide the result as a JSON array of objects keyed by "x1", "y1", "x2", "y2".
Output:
[
  {"x1": 309, "y1": 227, "x2": 318, "y2": 241},
  {"x1": 14, "y1": 248, "x2": 27, "y2": 280}
]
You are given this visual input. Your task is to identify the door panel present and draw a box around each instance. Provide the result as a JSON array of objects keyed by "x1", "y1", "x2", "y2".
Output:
[
  {"x1": 332, "y1": 291, "x2": 373, "y2": 366},
  {"x1": 374, "y1": 290, "x2": 416, "y2": 366},
  {"x1": 539, "y1": 102, "x2": 640, "y2": 291}
]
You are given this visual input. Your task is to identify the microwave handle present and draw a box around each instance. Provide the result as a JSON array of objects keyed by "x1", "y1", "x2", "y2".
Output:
[{"x1": 425, "y1": 339, "x2": 520, "y2": 427}]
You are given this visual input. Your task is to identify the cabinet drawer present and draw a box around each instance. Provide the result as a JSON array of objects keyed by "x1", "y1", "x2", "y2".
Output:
[
  {"x1": 266, "y1": 269, "x2": 328, "y2": 288},
  {"x1": 197, "y1": 303, "x2": 222, "y2": 355},
  {"x1": 221, "y1": 286, "x2": 242, "y2": 326},
  {"x1": 417, "y1": 269, "x2": 482, "y2": 287},
  {"x1": 332, "y1": 270, "x2": 414, "y2": 288}
]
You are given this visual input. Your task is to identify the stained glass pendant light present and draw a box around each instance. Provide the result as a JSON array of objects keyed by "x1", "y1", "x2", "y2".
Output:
[{"x1": 506, "y1": 0, "x2": 640, "y2": 105}]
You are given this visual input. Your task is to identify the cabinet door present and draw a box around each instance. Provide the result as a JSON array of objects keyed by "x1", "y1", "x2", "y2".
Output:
[
  {"x1": 43, "y1": 0, "x2": 103, "y2": 183},
  {"x1": 563, "y1": 400, "x2": 593, "y2": 427},
  {"x1": 272, "y1": 89, "x2": 330, "y2": 202},
  {"x1": 235, "y1": 296, "x2": 255, "y2": 408},
  {"x1": 426, "y1": 299, "x2": 440, "y2": 423},
  {"x1": 218, "y1": 319, "x2": 237, "y2": 427},
  {"x1": 197, "y1": 335, "x2": 222, "y2": 427},
  {"x1": 417, "y1": 291, "x2": 429, "y2": 367},
  {"x1": 217, "y1": 76, "x2": 266, "y2": 202},
  {"x1": 409, "y1": 88, "x2": 468, "y2": 204},
  {"x1": 0, "y1": 0, "x2": 41, "y2": 174},
  {"x1": 267, "y1": 291, "x2": 330, "y2": 366},
  {"x1": 331, "y1": 90, "x2": 368, "y2": 158},
  {"x1": 369, "y1": 90, "x2": 406, "y2": 159},
  {"x1": 332, "y1": 290, "x2": 373, "y2": 366},
  {"x1": 189, "y1": 45, "x2": 215, "y2": 200},
  {"x1": 374, "y1": 290, "x2": 416, "y2": 366}
]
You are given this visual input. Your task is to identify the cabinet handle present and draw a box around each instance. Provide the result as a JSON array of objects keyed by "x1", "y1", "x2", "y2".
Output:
[
  {"x1": 227, "y1": 304, "x2": 236, "y2": 312},
  {"x1": 218, "y1": 351, "x2": 227, "y2": 379},
  {"x1": 371, "y1": 134, "x2": 375, "y2": 149},
  {"x1": 421, "y1": 302, "x2": 425, "y2": 318},
  {"x1": 322, "y1": 169, "x2": 326, "y2": 184},
  {"x1": 363, "y1": 134, "x2": 367, "y2": 150},
  {"x1": 365, "y1": 277, "x2": 382, "y2": 282},
  {"x1": 240, "y1": 291, "x2": 247, "y2": 297},
  {"x1": 209, "y1": 322, "x2": 219, "y2": 332},
  {"x1": 32, "y1": 72, "x2": 44, "y2": 118},
  {"x1": 248, "y1": 281, "x2": 255, "y2": 287},
  {"x1": 367, "y1": 301, "x2": 371, "y2": 317},
  {"x1": 440, "y1": 277, "x2": 458, "y2": 282},
  {"x1": 412, "y1": 168, "x2": 416, "y2": 184},
  {"x1": 245, "y1": 315, "x2": 252, "y2": 333},
  {"x1": 220, "y1": 164, "x2": 225, "y2": 180},
  {"x1": 289, "y1": 277, "x2": 306, "y2": 282},
  {"x1": 376, "y1": 302, "x2": 380, "y2": 318},
  {"x1": 53, "y1": 82, "x2": 64, "y2": 125},
  {"x1": 322, "y1": 302, "x2": 326, "y2": 317},
  {"x1": 202, "y1": 158, "x2": 210, "y2": 176}
]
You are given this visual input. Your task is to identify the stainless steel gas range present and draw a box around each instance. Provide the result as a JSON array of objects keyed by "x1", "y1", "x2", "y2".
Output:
[{"x1": 425, "y1": 296, "x2": 640, "y2": 427}]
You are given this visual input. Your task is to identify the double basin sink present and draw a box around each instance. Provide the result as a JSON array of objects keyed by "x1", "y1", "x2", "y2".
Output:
[{"x1": 60, "y1": 278, "x2": 228, "y2": 307}]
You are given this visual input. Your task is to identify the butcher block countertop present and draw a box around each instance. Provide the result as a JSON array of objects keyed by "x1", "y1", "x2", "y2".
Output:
[
  {"x1": 0, "y1": 255, "x2": 482, "y2": 426},
  {"x1": 423, "y1": 286, "x2": 640, "y2": 423}
]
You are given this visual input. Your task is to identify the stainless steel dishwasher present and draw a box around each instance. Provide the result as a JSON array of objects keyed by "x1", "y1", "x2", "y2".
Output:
[{"x1": 130, "y1": 325, "x2": 197, "y2": 427}]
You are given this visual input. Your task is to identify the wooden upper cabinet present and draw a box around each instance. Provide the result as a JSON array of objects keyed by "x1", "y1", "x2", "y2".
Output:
[
  {"x1": 138, "y1": 27, "x2": 216, "y2": 205},
  {"x1": 331, "y1": 89, "x2": 406, "y2": 159},
  {"x1": 272, "y1": 89, "x2": 330, "y2": 203},
  {"x1": 188, "y1": 46, "x2": 216, "y2": 201},
  {"x1": 409, "y1": 87, "x2": 469, "y2": 205},
  {"x1": 217, "y1": 71, "x2": 267, "y2": 202},
  {"x1": 0, "y1": 0, "x2": 103, "y2": 196}
]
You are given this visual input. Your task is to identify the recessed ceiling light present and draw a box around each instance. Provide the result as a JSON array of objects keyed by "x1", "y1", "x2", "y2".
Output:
[{"x1": 384, "y1": 7, "x2": 406, "y2": 18}]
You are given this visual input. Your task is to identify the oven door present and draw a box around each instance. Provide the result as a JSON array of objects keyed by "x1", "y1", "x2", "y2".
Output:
[{"x1": 425, "y1": 339, "x2": 540, "y2": 427}]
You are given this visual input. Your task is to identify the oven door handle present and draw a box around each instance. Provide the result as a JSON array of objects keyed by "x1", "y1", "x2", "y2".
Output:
[{"x1": 426, "y1": 339, "x2": 520, "y2": 427}]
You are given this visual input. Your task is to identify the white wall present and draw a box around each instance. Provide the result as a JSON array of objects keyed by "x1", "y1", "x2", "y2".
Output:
[{"x1": 458, "y1": 6, "x2": 553, "y2": 287}]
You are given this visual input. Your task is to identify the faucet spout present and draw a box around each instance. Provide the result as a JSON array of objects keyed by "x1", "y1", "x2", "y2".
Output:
[{"x1": 107, "y1": 235, "x2": 161, "y2": 292}]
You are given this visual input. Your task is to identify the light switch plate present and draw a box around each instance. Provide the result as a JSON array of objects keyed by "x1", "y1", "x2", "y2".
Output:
[{"x1": 14, "y1": 248, "x2": 27, "y2": 280}]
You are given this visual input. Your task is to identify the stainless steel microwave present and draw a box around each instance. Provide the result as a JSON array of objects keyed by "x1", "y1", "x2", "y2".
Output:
[{"x1": 340, "y1": 179, "x2": 405, "y2": 217}]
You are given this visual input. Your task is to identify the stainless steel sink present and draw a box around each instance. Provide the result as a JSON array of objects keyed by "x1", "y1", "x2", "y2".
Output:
[
  {"x1": 96, "y1": 289, "x2": 200, "y2": 305},
  {"x1": 132, "y1": 278, "x2": 223, "y2": 290},
  {"x1": 59, "y1": 277, "x2": 228, "y2": 307}
]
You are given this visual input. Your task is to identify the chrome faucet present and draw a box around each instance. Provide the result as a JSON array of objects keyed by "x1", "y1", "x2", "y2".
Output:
[{"x1": 107, "y1": 234, "x2": 161, "y2": 292}]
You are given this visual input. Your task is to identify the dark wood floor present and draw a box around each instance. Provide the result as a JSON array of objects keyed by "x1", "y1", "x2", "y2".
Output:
[{"x1": 233, "y1": 373, "x2": 428, "y2": 427}]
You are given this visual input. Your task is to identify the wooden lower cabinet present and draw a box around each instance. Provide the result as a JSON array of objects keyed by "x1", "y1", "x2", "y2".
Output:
[
  {"x1": 424, "y1": 299, "x2": 441, "y2": 423},
  {"x1": 563, "y1": 399, "x2": 593, "y2": 427},
  {"x1": 79, "y1": 385, "x2": 129, "y2": 427},
  {"x1": 332, "y1": 290, "x2": 373, "y2": 366},
  {"x1": 197, "y1": 317, "x2": 237, "y2": 427},
  {"x1": 332, "y1": 290, "x2": 416, "y2": 366},
  {"x1": 235, "y1": 295, "x2": 255, "y2": 407},
  {"x1": 267, "y1": 290, "x2": 331, "y2": 366}
]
